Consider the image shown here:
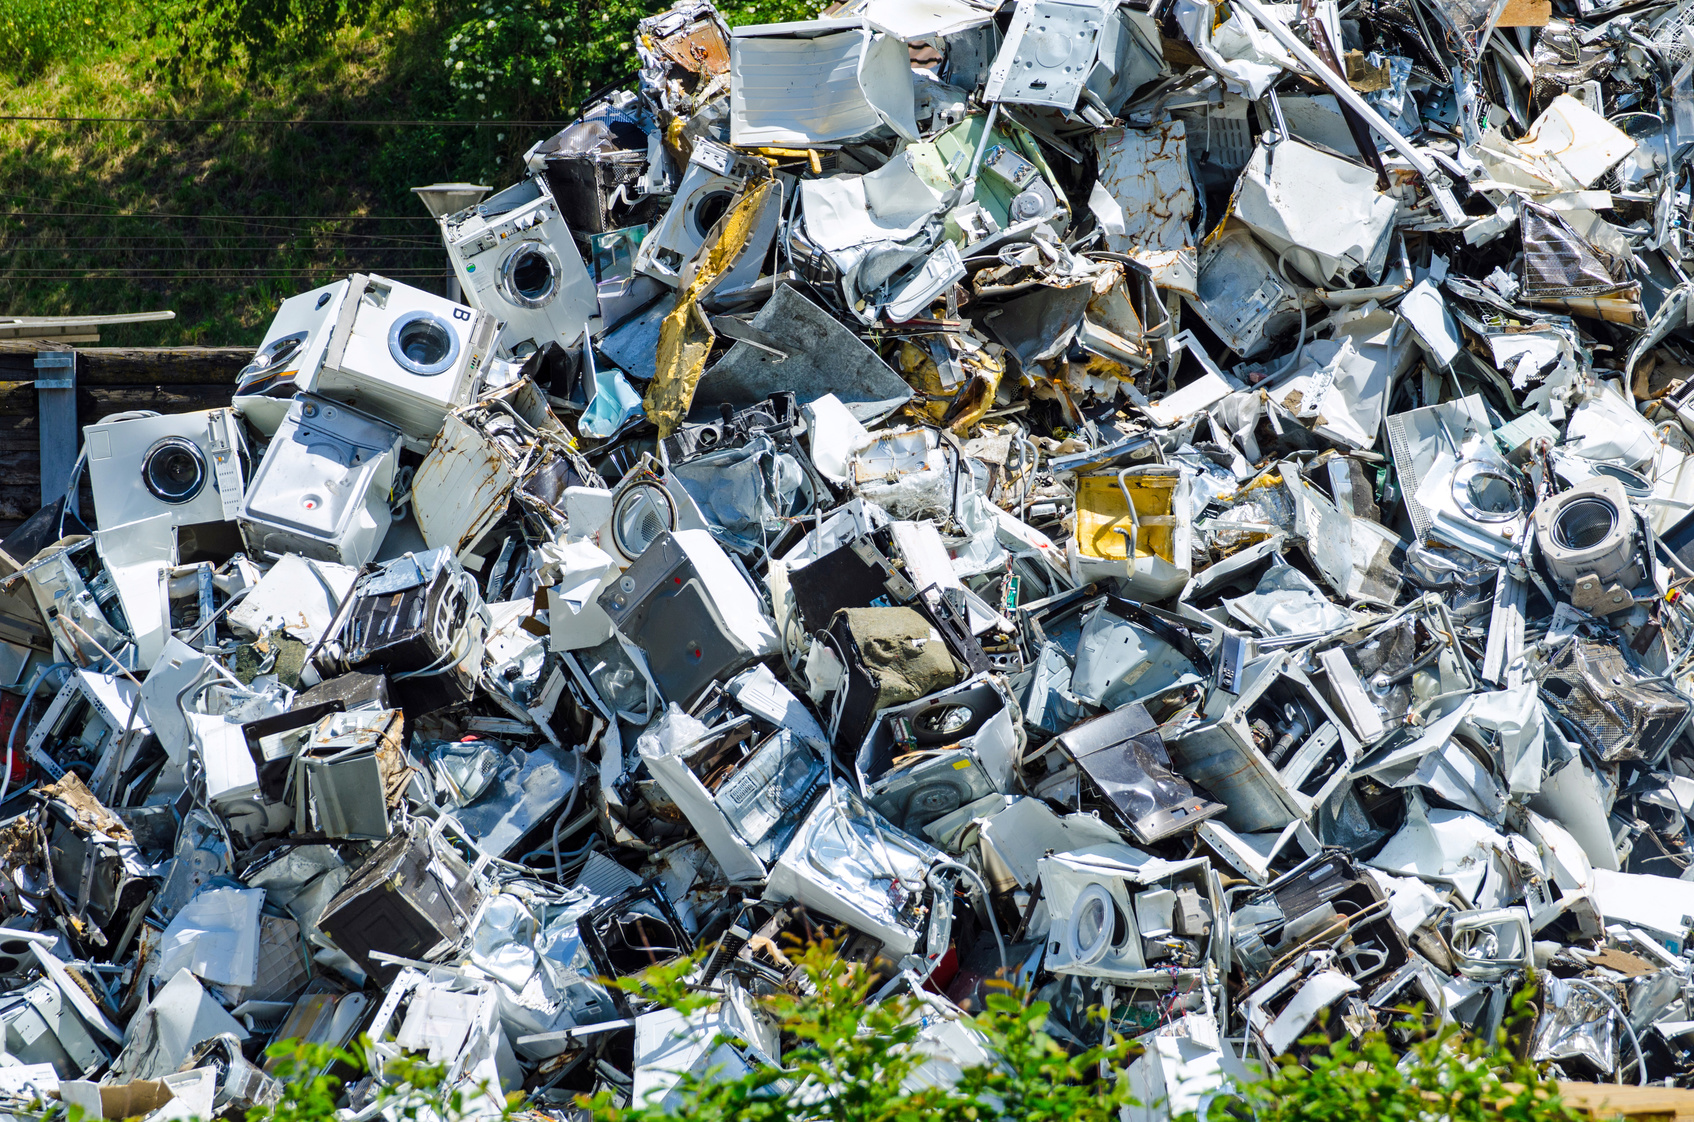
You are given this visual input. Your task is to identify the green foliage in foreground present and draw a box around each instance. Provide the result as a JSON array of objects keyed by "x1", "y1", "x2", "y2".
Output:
[
  {"x1": 252, "y1": 1039, "x2": 512, "y2": 1122},
  {"x1": 1188, "y1": 998, "x2": 1588, "y2": 1122},
  {"x1": 587, "y1": 943, "x2": 1141, "y2": 1122},
  {"x1": 589, "y1": 946, "x2": 1591, "y2": 1122},
  {"x1": 19, "y1": 954, "x2": 1593, "y2": 1122}
]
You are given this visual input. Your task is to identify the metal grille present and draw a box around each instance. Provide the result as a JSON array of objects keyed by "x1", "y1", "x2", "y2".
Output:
[
  {"x1": 1651, "y1": 5, "x2": 1694, "y2": 64},
  {"x1": 1535, "y1": 639, "x2": 1691, "y2": 762}
]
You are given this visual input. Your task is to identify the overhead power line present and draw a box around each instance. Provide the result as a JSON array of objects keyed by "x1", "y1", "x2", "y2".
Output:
[
  {"x1": 0, "y1": 115, "x2": 564, "y2": 127},
  {"x1": 0, "y1": 209, "x2": 431, "y2": 222}
]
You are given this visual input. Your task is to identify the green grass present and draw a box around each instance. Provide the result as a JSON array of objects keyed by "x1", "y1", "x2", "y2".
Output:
[
  {"x1": 0, "y1": 0, "x2": 830, "y2": 348},
  {"x1": 0, "y1": 0, "x2": 542, "y2": 347}
]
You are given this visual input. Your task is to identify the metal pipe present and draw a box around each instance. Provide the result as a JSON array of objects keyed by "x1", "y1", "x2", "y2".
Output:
[
  {"x1": 1226, "y1": 0, "x2": 1467, "y2": 225},
  {"x1": 1115, "y1": 467, "x2": 1142, "y2": 563}
]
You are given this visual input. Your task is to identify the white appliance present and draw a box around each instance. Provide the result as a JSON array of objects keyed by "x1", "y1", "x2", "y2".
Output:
[
  {"x1": 233, "y1": 279, "x2": 353, "y2": 436},
  {"x1": 440, "y1": 176, "x2": 598, "y2": 356},
  {"x1": 314, "y1": 273, "x2": 498, "y2": 448},
  {"x1": 237, "y1": 393, "x2": 402, "y2": 567},
  {"x1": 633, "y1": 141, "x2": 775, "y2": 289},
  {"x1": 84, "y1": 409, "x2": 247, "y2": 530}
]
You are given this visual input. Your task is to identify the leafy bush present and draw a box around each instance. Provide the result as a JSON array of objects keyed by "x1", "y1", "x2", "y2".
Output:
[
  {"x1": 143, "y1": 0, "x2": 386, "y2": 80},
  {"x1": 594, "y1": 948, "x2": 1594, "y2": 1122},
  {"x1": 254, "y1": 1039, "x2": 503, "y2": 1122},
  {"x1": 586, "y1": 942, "x2": 1141, "y2": 1122},
  {"x1": 1183, "y1": 993, "x2": 1586, "y2": 1122},
  {"x1": 440, "y1": 0, "x2": 659, "y2": 125},
  {"x1": 440, "y1": 0, "x2": 831, "y2": 125},
  {"x1": 0, "y1": 0, "x2": 106, "y2": 76}
]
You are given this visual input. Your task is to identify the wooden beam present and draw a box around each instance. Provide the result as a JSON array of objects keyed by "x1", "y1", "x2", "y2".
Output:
[{"x1": 0, "y1": 342, "x2": 252, "y2": 386}]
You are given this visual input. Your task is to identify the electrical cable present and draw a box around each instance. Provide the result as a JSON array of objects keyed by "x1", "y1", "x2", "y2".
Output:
[
  {"x1": 1264, "y1": 248, "x2": 1309, "y2": 381},
  {"x1": 0, "y1": 207, "x2": 432, "y2": 222},
  {"x1": 928, "y1": 857, "x2": 1009, "y2": 976},
  {"x1": 0, "y1": 270, "x2": 449, "y2": 278},
  {"x1": 1565, "y1": 978, "x2": 1647, "y2": 1086},
  {"x1": 549, "y1": 746, "x2": 588, "y2": 883}
]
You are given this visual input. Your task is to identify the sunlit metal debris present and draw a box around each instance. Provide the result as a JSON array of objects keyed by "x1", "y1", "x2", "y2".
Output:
[{"x1": 8, "y1": 0, "x2": 1694, "y2": 1113}]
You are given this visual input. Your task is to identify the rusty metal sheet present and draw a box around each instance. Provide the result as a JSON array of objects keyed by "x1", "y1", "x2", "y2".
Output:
[
  {"x1": 413, "y1": 413, "x2": 518, "y2": 562},
  {"x1": 655, "y1": 17, "x2": 730, "y2": 77},
  {"x1": 1091, "y1": 122, "x2": 1197, "y2": 296}
]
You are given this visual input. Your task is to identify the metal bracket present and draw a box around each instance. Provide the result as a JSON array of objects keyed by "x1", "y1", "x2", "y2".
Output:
[
  {"x1": 33, "y1": 351, "x2": 74, "y2": 389},
  {"x1": 34, "y1": 351, "x2": 77, "y2": 506}
]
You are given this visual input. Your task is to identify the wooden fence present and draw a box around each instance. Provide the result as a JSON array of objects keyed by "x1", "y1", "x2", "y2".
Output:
[{"x1": 0, "y1": 342, "x2": 251, "y2": 537}]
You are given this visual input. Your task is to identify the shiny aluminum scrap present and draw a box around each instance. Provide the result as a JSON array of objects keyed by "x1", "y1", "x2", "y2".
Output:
[{"x1": 7, "y1": 0, "x2": 1694, "y2": 1115}]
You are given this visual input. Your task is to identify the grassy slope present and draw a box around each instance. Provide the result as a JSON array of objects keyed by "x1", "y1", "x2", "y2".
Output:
[{"x1": 0, "y1": 3, "x2": 541, "y2": 348}]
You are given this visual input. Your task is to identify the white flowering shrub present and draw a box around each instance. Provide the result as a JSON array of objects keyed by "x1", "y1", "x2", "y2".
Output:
[{"x1": 440, "y1": 0, "x2": 649, "y2": 121}]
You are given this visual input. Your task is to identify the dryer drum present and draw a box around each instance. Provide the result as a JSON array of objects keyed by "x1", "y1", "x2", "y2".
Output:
[
  {"x1": 610, "y1": 481, "x2": 677, "y2": 561},
  {"x1": 141, "y1": 437, "x2": 208, "y2": 505},
  {"x1": 907, "y1": 694, "x2": 996, "y2": 745},
  {"x1": 1068, "y1": 883, "x2": 1125, "y2": 966},
  {"x1": 498, "y1": 242, "x2": 563, "y2": 310},
  {"x1": 387, "y1": 310, "x2": 460, "y2": 376},
  {"x1": 1451, "y1": 460, "x2": 1523, "y2": 523},
  {"x1": 1532, "y1": 475, "x2": 1641, "y2": 594},
  {"x1": 688, "y1": 188, "x2": 735, "y2": 239}
]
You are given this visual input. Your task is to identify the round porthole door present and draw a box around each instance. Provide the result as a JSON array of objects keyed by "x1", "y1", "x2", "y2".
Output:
[
  {"x1": 142, "y1": 437, "x2": 207, "y2": 504},
  {"x1": 498, "y1": 241, "x2": 562, "y2": 309},
  {"x1": 387, "y1": 310, "x2": 461, "y2": 376}
]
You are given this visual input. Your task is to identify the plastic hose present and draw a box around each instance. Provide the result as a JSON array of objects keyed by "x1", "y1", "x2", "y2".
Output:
[{"x1": 1566, "y1": 977, "x2": 1647, "y2": 1086}]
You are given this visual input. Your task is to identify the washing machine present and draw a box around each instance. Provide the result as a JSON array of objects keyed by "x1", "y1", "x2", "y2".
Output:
[
  {"x1": 83, "y1": 409, "x2": 247, "y2": 530},
  {"x1": 633, "y1": 143, "x2": 778, "y2": 289},
  {"x1": 237, "y1": 393, "x2": 402, "y2": 568},
  {"x1": 440, "y1": 176, "x2": 598, "y2": 356},
  {"x1": 232, "y1": 279, "x2": 353, "y2": 437},
  {"x1": 313, "y1": 273, "x2": 499, "y2": 448}
]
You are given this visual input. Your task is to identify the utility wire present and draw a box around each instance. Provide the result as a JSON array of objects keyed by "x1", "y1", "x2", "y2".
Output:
[
  {"x1": 0, "y1": 267, "x2": 447, "y2": 276},
  {"x1": 2, "y1": 244, "x2": 442, "y2": 251},
  {"x1": 0, "y1": 114, "x2": 565, "y2": 126},
  {"x1": 0, "y1": 236, "x2": 441, "y2": 244},
  {"x1": 0, "y1": 209, "x2": 431, "y2": 221}
]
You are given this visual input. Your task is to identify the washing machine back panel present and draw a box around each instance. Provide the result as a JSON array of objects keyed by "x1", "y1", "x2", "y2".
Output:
[
  {"x1": 85, "y1": 409, "x2": 246, "y2": 530},
  {"x1": 238, "y1": 394, "x2": 401, "y2": 567},
  {"x1": 316, "y1": 275, "x2": 495, "y2": 442},
  {"x1": 443, "y1": 176, "x2": 597, "y2": 353}
]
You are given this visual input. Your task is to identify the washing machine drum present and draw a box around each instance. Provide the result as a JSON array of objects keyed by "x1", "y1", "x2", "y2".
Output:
[
  {"x1": 387, "y1": 311, "x2": 461, "y2": 376},
  {"x1": 498, "y1": 242, "x2": 563, "y2": 310},
  {"x1": 610, "y1": 481, "x2": 676, "y2": 560},
  {"x1": 691, "y1": 188, "x2": 735, "y2": 238},
  {"x1": 142, "y1": 437, "x2": 208, "y2": 504}
]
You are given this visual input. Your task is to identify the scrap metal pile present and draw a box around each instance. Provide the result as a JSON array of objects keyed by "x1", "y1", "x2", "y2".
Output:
[{"x1": 5, "y1": 0, "x2": 1694, "y2": 1112}]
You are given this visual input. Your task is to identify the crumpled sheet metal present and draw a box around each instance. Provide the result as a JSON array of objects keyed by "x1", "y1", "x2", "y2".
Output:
[
  {"x1": 645, "y1": 177, "x2": 773, "y2": 437},
  {"x1": 18, "y1": 0, "x2": 1694, "y2": 1114},
  {"x1": 1092, "y1": 122, "x2": 1197, "y2": 295}
]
